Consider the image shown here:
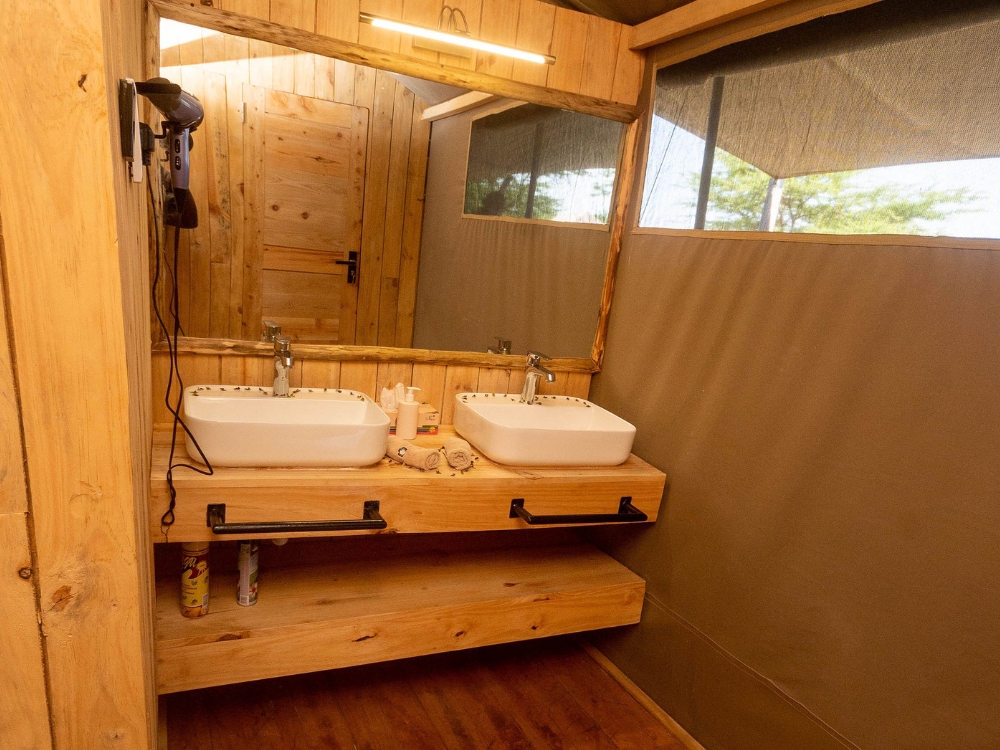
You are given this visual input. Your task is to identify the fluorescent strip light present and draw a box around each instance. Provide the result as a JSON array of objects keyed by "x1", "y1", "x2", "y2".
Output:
[{"x1": 359, "y1": 12, "x2": 555, "y2": 65}]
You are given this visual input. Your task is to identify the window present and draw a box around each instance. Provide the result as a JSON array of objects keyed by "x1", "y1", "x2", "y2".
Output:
[
  {"x1": 640, "y1": 0, "x2": 1000, "y2": 239},
  {"x1": 464, "y1": 104, "x2": 623, "y2": 224}
]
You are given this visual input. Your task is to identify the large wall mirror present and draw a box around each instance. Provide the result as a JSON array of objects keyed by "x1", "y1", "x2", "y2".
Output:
[{"x1": 151, "y1": 11, "x2": 630, "y2": 365}]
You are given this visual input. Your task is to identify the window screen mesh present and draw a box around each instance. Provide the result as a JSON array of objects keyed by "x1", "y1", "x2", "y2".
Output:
[
  {"x1": 640, "y1": 0, "x2": 1000, "y2": 238},
  {"x1": 465, "y1": 104, "x2": 623, "y2": 224}
]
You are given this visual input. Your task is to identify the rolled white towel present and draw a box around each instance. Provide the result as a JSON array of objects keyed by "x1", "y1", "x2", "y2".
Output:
[
  {"x1": 443, "y1": 436, "x2": 474, "y2": 471},
  {"x1": 386, "y1": 436, "x2": 440, "y2": 471}
]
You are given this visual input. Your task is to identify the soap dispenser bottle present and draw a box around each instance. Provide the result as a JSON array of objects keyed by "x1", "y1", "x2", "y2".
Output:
[{"x1": 397, "y1": 386, "x2": 421, "y2": 440}]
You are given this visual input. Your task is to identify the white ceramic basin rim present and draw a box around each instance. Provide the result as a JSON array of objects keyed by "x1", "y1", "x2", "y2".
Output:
[
  {"x1": 183, "y1": 386, "x2": 389, "y2": 467},
  {"x1": 453, "y1": 393, "x2": 636, "y2": 467}
]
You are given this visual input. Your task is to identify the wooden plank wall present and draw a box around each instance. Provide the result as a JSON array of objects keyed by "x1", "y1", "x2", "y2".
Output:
[
  {"x1": 0, "y1": 243, "x2": 52, "y2": 749},
  {"x1": 159, "y1": 24, "x2": 431, "y2": 347},
  {"x1": 0, "y1": 0, "x2": 156, "y2": 745},
  {"x1": 151, "y1": 352, "x2": 592, "y2": 424},
  {"x1": 101, "y1": 1, "x2": 159, "y2": 746},
  {"x1": 214, "y1": 0, "x2": 644, "y2": 108}
]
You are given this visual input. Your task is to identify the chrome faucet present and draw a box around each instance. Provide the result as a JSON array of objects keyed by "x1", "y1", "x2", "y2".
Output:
[
  {"x1": 488, "y1": 337, "x2": 512, "y2": 355},
  {"x1": 262, "y1": 320, "x2": 282, "y2": 343},
  {"x1": 273, "y1": 335, "x2": 293, "y2": 397},
  {"x1": 520, "y1": 351, "x2": 556, "y2": 404}
]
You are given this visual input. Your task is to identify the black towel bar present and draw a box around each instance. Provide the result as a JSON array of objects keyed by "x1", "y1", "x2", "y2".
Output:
[
  {"x1": 509, "y1": 497, "x2": 647, "y2": 525},
  {"x1": 206, "y1": 501, "x2": 387, "y2": 534}
]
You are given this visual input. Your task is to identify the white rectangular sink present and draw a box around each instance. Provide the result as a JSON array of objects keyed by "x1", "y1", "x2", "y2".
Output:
[
  {"x1": 453, "y1": 393, "x2": 636, "y2": 467},
  {"x1": 183, "y1": 386, "x2": 389, "y2": 467}
]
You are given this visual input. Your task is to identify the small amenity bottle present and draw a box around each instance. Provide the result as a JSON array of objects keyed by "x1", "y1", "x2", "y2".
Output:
[{"x1": 396, "y1": 386, "x2": 421, "y2": 440}]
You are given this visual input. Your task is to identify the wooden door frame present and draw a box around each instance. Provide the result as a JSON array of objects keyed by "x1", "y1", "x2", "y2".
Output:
[{"x1": 146, "y1": 1, "x2": 647, "y2": 373}]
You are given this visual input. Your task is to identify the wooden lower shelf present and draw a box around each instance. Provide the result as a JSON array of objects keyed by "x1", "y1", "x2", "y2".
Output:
[{"x1": 155, "y1": 543, "x2": 644, "y2": 694}]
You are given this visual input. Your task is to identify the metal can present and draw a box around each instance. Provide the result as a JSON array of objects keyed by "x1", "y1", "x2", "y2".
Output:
[
  {"x1": 237, "y1": 541, "x2": 259, "y2": 606},
  {"x1": 180, "y1": 542, "x2": 210, "y2": 617}
]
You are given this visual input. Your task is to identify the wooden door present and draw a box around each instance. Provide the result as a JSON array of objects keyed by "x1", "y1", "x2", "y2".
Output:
[{"x1": 243, "y1": 86, "x2": 368, "y2": 343}]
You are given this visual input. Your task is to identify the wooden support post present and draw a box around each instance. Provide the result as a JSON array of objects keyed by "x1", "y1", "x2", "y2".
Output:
[
  {"x1": 524, "y1": 122, "x2": 546, "y2": 219},
  {"x1": 758, "y1": 176, "x2": 784, "y2": 231},
  {"x1": 694, "y1": 76, "x2": 725, "y2": 231}
]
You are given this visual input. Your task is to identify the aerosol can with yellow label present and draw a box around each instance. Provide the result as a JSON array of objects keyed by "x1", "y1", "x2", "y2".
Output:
[{"x1": 180, "y1": 542, "x2": 210, "y2": 617}]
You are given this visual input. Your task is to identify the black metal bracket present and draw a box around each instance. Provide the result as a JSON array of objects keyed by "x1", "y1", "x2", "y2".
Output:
[
  {"x1": 206, "y1": 501, "x2": 386, "y2": 535},
  {"x1": 509, "y1": 497, "x2": 648, "y2": 525},
  {"x1": 335, "y1": 251, "x2": 359, "y2": 284}
]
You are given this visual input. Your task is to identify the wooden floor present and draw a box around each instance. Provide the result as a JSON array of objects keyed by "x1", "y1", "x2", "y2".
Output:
[{"x1": 165, "y1": 636, "x2": 689, "y2": 749}]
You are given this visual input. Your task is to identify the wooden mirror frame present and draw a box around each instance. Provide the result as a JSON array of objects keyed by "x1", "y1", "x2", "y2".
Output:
[{"x1": 146, "y1": 0, "x2": 644, "y2": 373}]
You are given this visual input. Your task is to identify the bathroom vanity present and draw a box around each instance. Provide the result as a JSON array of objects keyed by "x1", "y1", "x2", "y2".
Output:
[{"x1": 150, "y1": 424, "x2": 664, "y2": 693}]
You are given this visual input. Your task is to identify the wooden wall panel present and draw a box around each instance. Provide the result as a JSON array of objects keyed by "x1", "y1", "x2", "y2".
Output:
[
  {"x1": 475, "y1": 0, "x2": 519, "y2": 79},
  {"x1": 0, "y1": 0, "x2": 155, "y2": 744},
  {"x1": 546, "y1": 7, "x2": 588, "y2": 94},
  {"x1": 356, "y1": 70, "x2": 397, "y2": 344},
  {"x1": 580, "y1": 16, "x2": 623, "y2": 102},
  {"x1": 103, "y1": 0, "x2": 160, "y2": 745},
  {"x1": 340, "y1": 360, "x2": 380, "y2": 396},
  {"x1": 412, "y1": 362, "x2": 448, "y2": 412},
  {"x1": 152, "y1": 352, "x2": 591, "y2": 424},
  {"x1": 0, "y1": 254, "x2": 26, "y2": 517},
  {"x1": 399, "y1": 0, "x2": 442, "y2": 61},
  {"x1": 610, "y1": 31, "x2": 645, "y2": 106},
  {"x1": 377, "y1": 83, "x2": 414, "y2": 345},
  {"x1": 316, "y1": 0, "x2": 362, "y2": 42},
  {"x1": 160, "y1": 30, "x2": 430, "y2": 349},
  {"x1": 394, "y1": 104, "x2": 430, "y2": 347},
  {"x1": 510, "y1": 0, "x2": 555, "y2": 87},
  {"x1": 0, "y1": 222, "x2": 51, "y2": 750},
  {"x1": 441, "y1": 365, "x2": 481, "y2": 423},
  {"x1": 0, "y1": 514, "x2": 52, "y2": 750}
]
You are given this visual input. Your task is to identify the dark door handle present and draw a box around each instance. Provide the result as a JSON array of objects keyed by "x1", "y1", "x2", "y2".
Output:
[
  {"x1": 335, "y1": 250, "x2": 358, "y2": 283},
  {"x1": 206, "y1": 501, "x2": 386, "y2": 534},
  {"x1": 509, "y1": 497, "x2": 647, "y2": 525}
]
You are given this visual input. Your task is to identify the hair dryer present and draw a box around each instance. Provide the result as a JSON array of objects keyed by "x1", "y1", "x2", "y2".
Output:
[{"x1": 136, "y1": 77, "x2": 204, "y2": 228}]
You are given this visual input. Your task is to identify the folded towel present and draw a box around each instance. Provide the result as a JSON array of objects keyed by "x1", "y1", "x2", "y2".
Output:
[
  {"x1": 443, "y1": 436, "x2": 474, "y2": 471},
  {"x1": 386, "y1": 436, "x2": 440, "y2": 471}
]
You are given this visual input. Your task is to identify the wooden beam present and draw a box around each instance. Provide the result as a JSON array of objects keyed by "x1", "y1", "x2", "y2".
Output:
[
  {"x1": 149, "y1": 0, "x2": 641, "y2": 123},
  {"x1": 152, "y1": 336, "x2": 600, "y2": 373},
  {"x1": 422, "y1": 91, "x2": 505, "y2": 122},
  {"x1": 647, "y1": 0, "x2": 885, "y2": 65},
  {"x1": 591, "y1": 116, "x2": 641, "y2": 367},
  {"x1": 0, "y1": 0, "x2": 154, "y2": 745},
  {"x1": 630, "y1": 0, "x2": 790, "y2": 50}
]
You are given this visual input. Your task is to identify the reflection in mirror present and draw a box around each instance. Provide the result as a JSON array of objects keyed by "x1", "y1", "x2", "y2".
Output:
[
  {"x1": 464, "y1": 105, "x2": 622, "y2": 223},
  {"x1": 414, "y1": 102, "x2": 623, "y2": 358},
  {"x1": 154, "y1": 20, "x2": 624, "y2": 358}
]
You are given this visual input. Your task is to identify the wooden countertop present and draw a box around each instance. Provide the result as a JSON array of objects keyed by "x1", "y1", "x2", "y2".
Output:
[{"x1": 150, "y1": 426, "x2": 665, "y2": 542}]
